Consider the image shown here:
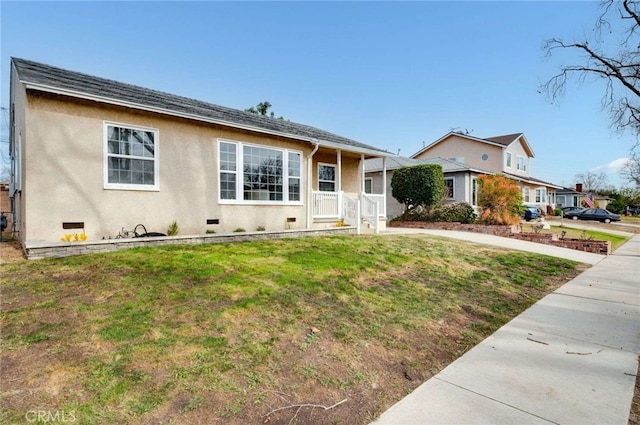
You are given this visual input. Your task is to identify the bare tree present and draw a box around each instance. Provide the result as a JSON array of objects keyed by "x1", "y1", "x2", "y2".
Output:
[
  {"x1": 541, "y1": 0, "x2": 640, "y2": 136},
  {"x1": 542, "y1": 1, "x2": 640, "y2": 189},
  {"x1": 575, "y1": 170, "x2": 610, "y2": 192},
  {"x1": 621, "y1": 142, "x2": 640, "y2": 186}
]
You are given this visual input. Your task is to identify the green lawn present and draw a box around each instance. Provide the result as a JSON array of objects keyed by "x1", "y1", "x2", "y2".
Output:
[
  {"x1": 531, "y1": 224, "x2": 630, "y2": 251},
  {"x1": 1, "y1": 235, "x2": 585, "y2": 424}
]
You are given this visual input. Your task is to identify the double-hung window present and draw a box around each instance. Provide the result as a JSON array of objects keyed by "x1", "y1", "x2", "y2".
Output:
[
  {"x1": 535, "y1": 188, "x2": 547, "y2": 203},
  {"x1": 506, "y1": 152, "x2": 512, "y2": 168},
  {"x1": 444, "y1": 177, "x2": 454, "y2": 199},
  {"x1": 318, "y1": 164, "x2": 336, "y2": 192},
  {"x1": 517, "y1": 155, "x2": 527, "y2": 172},
  {"x1": 105, "y1": 122, "x2": 159, "y2": 190},
  {"x1": 523, "y1": 187, "x2": 530, "y2": 203},
  {"x1": 218, "y1": 140, "x2": 302, "y2": 203}
]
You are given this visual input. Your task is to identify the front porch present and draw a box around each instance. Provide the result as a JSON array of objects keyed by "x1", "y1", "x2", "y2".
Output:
[{"x1": 311, "y1": 191, "x2": 386, "y2": 233}]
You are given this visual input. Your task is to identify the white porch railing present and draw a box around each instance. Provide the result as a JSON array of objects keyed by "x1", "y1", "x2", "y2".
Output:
[
  {"x1": 312, "y1": 191, "x2": 342, "y2": 218},
  {"x1": 342, "y1": 194, "x2": 360, "y2": 234},
  {"x1": 312, "y1": 191, "x2": 385, "y2": 234},
  {"x1": 365, "y1": 194, "x2": 386, "y2": 218},
  {"x1": 361, "y1": 194, "x2": 380, "y2": 234}
]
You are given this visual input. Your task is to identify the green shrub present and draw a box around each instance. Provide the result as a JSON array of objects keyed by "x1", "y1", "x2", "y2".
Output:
[
  {"x1": 233, "y1": 228, "x2": 246, "y2": 233},
  {"x1": 432, "y1": 202, "x2": 477, "y2": 223},
  {"x1": 391, "y1": 164, "x2": 445, "y2": 219}
]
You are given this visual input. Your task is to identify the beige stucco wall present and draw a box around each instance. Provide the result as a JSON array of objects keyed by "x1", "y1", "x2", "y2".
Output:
[
  {"x1": 18, "y1": 91, "x2": 365, "y2": 243},
  {"x1": 415, "y1": 135, "x2": 503, "y2": 172}
]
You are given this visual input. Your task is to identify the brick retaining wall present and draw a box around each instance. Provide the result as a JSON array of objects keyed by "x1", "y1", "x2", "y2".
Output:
[
  {"x1": 389, "y1": 220, "x2": 518, "y2": 237},
  {"x1": 390, "y1": 221, "x2": 611, "y2": 255}
]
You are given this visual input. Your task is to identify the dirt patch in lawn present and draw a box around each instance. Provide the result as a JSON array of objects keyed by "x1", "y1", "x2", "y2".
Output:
[{"x1": 0, "y1": 240, "x2": 25, "y2": 264}]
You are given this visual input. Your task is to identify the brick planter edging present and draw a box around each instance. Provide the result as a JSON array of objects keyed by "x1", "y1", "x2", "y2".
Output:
[
  {"x1": 389, "y1": 221, "x2": 610, "y2": 255},
  {"x1": 23, "y1": 227, "x2": 357, "y2": 260}
]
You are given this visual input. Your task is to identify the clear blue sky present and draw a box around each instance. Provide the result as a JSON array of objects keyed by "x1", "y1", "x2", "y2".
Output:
[{"x1": 1, "y1": 1, "x2": 636, "y2": 188}]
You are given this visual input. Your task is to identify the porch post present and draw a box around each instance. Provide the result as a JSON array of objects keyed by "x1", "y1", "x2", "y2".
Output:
[
  {"x1": 306, "y1": 142, "x2": 319, "y2": 230},
  {"x1": 360, "y1": 154, "x2": 365, "y2": 192},
  {"x1": 382, "y1": 155, "x2": 387, "y2": 196},
  {"x1": 337, "y1": 150, "x2": 342, "y2": 193}
]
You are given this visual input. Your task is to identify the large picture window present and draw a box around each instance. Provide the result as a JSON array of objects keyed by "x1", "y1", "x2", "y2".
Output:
[
  {"x1": 105, "y1": 122, "x2": 158, "y2": 190},
  {"x1": 218, "y1": 140, "x2": 302, "y2": 204}
]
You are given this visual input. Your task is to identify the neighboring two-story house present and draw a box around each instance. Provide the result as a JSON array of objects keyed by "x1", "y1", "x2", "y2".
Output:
[{"x1": 411, "y1": 132, "x2": 562, "y2": 213}]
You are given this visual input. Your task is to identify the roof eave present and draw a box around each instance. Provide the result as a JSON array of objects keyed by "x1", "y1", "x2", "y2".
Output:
[{"x1": 22, "y1": 81, "x2": 388, "y2": 157}]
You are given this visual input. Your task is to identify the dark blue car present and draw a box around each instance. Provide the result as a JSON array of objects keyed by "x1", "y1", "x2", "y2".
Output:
[
  {"x1": 523, "y1": 206, "x2": 542, "y2": 221},
  {"x1": 565, "y1": 208, "x2": 620, "y2": 223}
]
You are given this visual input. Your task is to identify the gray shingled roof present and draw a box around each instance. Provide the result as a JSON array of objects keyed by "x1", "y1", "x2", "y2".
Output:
[
  {"x1": 485, "y1": 133, "x2": 523, "y2": 146},
  {"x1": 365, "y1": 155, "x2": 492, "y2": 173},
  {"x1": 12, "y1": 57, "x2": 388, "y2": 155}
]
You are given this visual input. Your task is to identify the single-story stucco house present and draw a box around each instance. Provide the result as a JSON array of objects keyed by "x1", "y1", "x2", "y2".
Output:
[{"x1": 8, "y1": 58, "x2": 390, "y2": 247}]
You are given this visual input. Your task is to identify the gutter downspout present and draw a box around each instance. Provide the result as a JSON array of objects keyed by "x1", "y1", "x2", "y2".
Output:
[{"x1": 306, "y1": 141, "x2": 320, "y2": 230}]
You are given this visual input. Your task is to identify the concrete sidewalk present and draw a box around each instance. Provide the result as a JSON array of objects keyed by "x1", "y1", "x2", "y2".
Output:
[{"x1": 372, "y1": 234, "x2": 640, "y2": 425}]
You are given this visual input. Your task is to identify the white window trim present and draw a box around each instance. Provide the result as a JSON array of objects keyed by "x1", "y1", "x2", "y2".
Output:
[
  {"x1": 318, "y1": 162, "x2": 337, "y2": 192},
  {"x1": 217, "y1": 138, "x2": 303, "y2": 205},
  {"x1": 506, "y1": 152, "x2": 512, "y2": 168},
  {"x1": 104, "y1": 121, "x2": 160, "y2": 191},
  {"x1": 523, "y1": 187, "x2": 530, "y2": 203},
  {"x1": 444, "y1": 177, "x2": 455, "y2": 199},
  {"x1": 535, "y1": 187, "x2": 547, "y2": 203},
  {"x1": 364, "y1": 177, "x2": 373, "y2": 194},
  {"x1": 516, "y1": 155, "x2": 527, "y2": 172},
  {"x1": 471, "y1": 178, "x2": 478, "y2": 206}
]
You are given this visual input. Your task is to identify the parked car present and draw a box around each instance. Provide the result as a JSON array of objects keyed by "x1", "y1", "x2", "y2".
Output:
[
  {"x1": 523, "y1": 205, "x2": 542, "y2": 221},
  {"x1": 564, "y1": 208, "x2": 621, "y2": 223},
  {"x1": 561, "y1": 206, "x2": 585, "y2": 214},
  {"x1": 628, "y1": 206, "x2": 640, "y2": 216}
]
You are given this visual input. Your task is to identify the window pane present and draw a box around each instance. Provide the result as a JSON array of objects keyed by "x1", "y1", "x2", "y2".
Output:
[
  {"x1": 364, "y1": 179, "x2": 372, "y2": 194},
  {"x1": 242, "y1": 145, "x2": 283, "y2": 201},
  {"x1": 319, "y1": 165, "x2": 335, "y2": 182},
  {"x1": 220, "y1": 173, "x2": 236, "y2": 200},
  {"x1": 289, "y1": 153, "x2": 301, "y2": 177},
  {"x1": 289, "y1": 177, "x2": 300, "y2": 201},
  {"x1": 106, "y1": 125, "x2": 156, "y2": 187},
  {"x1": 319, "y1": 181, "x2": 335, "y2": 192},
  {"x1": 444, "y1": 179, "x2": 454, "y2": 198}
]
